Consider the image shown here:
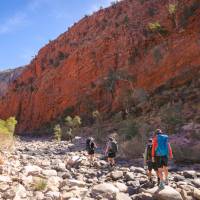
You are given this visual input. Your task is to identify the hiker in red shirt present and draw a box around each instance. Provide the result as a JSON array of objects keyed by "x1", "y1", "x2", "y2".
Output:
[{"x1": 152, "y1": 129, "x2": 173, "y2": 189}]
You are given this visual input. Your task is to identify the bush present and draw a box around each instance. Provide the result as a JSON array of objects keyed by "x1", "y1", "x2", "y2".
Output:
[
  {"x1": 32, "y1": 178, "x2": 47, "y2": 191},
  {"x1": 92, "y1": 110, "x2": 103, "y2": 138},
  {"x1": 119, "y1": 120, "x2": 139, "y2": 140},
  {"x1": 54, "y1": 124, "x2": 62, "y2": 142},
  {"x1": 58, "y1": 51, "x2": 65, "y2": 60},
  {"x1": 65, "y1": 115, "x2": 82, "y2": 129},
  {"x1": 0, "y1": 117, "x2": 17, "y2": 151},
  {"x1": 148, "y1": 22, "x2": 161, "y2": 31},
  {"x1": 148, "y1": 22, "x2": 168, "y2": 36}
]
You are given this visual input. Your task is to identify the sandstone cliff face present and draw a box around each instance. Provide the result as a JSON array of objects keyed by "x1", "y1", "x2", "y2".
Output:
[
  {"x1": 0, "y1": 0, "x2": 199, "y2": 133},
  {"x1": 0, "y1": 67, "x2": 24, "y2": 97}
]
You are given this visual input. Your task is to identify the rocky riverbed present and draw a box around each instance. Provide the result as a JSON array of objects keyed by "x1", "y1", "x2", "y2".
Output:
[{"x1": 0, "y1": 136, "x2": 200, "y2": 200}]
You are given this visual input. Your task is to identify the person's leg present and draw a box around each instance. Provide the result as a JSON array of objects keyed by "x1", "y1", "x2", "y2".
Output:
[
  {"x1": 147, "y1": 162, "x2": 153, "y2": 182},
  {"x1": 157, "y1": 157, "x2": 165, "y2": 189},
  {"x1": 112, "y1": 158, "x2": 115, "y2": 166},
  {"x1": 162, "y1": 156, "x2": 169, "y2": 184},
  {"x1": 156, "y1": 170, "x2": 160, "y2": 185},
  {"x1": 108, "y1": 157, "x2": 111, "y2": 165}
]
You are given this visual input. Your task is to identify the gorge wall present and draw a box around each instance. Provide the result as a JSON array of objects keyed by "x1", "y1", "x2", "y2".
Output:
[
  {"x1": 0, "y1": 67, "x2": 24, "y2": 97},
  {"x1": 0, "y1": 0, "x2": 199, "y2": 134}
]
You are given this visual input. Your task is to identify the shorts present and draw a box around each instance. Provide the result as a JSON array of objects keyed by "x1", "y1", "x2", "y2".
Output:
[
  {"x1": 108, "y1": 152, "x2": 116, "y2": 158},
  {"x1": 147, "y1": 161, "x2": 158, "y2": 171},
  {"x1": 156, "y1": 156, "x2": 168, "y2": 168},
  {"x1": 88, "y1": 149, "x2": 95, "y2": 155}
]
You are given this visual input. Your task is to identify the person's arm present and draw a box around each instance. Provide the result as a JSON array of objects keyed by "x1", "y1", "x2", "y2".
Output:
[
  {"x1": 152, "y1": 139, "x2": 156, "y2": 161},
  {"x1": 144, "y1": 147, "x2": 147, "y2": 165},
  {"x1": 168, "y1": 143, "x2": 173, "y2": 159}
]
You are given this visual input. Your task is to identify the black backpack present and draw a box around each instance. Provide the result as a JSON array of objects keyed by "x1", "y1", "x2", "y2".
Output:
[
  {"x1": 110, "y1": 141, "x2": 118, "y2": 153},
  {"x1": 86, "y1": 138, "x2": 94, "y2": 151}
]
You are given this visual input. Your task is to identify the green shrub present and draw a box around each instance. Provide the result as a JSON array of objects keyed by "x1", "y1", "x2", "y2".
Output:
[
  {"x1": 123, "y1": 16, "x2": 129, "y2": 26},
  {"x1": 58, "y1": 51, "x2": 65, "y2": 60},
  {"x1": 161, "y1": 106, "x2": 184, "y2": 134},
  {"x1": 65, "y1": 115, "x2": 82, "y2": 129},
  {"x1": 54, "y1": 124, "x2": 62, "y2": 141},
  {"x1": 168, "y1": 4, "x2": 177, "y2": 15},
  {"x1": 0, "y1": 117, "x2": 17, "y2": 151},
  {"x1": 33, "y1": 178, "x2": 47, "y2": 191},
  {"x1": 148, "y1": 22, "x2": 168, "y2": 36},
  {"x1": 92, "y1": 110, "x2": 103, "y2": 139},
  {"x1": 148, "y1": 22, "x2": 161, "y2": 31},
  {"x1": 119, "y1": 120, "x2": 139, "y2": 140}
]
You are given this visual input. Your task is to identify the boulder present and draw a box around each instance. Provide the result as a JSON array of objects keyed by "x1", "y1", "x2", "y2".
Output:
[
  {"x1": 193, "y1": 188, "x2": 200, "y2": 200},
  {"x1": 115, "y1": 192, "x2": 132, "y2": 200},
  {"x1": 111, "y1": 171, "x2": 124, "y2": 180},
  {"x1": 13, "y1": 184, "x2": 27, "y2": 200},
  {"x1": 46, "y1": 191, "x2": 60, "y2": 200},
  {"x1": 131, "y1": 192, "x2": 153, "y2": 200},
  {"x1": 144, "y1": 186, "x2": 183, "y2": 200},
  {"x1": 24, "y1": 165, "x2": 42, "y2": 176},
  {"x1": 42, "y1": 170, "x2": 57, "y2": 177},
  {"x1": 114, "y1": 182, "x2": 128, "y2": 192},
  {"x1": 92, "y1": 183, "x2": 119, "y2": 198},
  {"x1": 130, "y1": 166, "x2": 146, "y2": 174},
  {"x1": 67, "y1": 179, "x2": 86, "y2": 187},
  {"x1": 0, "y1": 175, "x2": 12, "y2": 183},
  {"x1": 192, "y1": 179, "x2": 200, "y2": 188},
  {"x1": 183, "y1": 171, "x2": 197, "y2": 179},
  {"x1": 125, "y1": 172, "x2": 135, "y2": 181}
]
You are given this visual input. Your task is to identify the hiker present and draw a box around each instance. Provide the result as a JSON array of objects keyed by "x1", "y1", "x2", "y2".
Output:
[
  {"x1": 152, "y1": 129, "x2": 173, "y2": 189},
  {"x1": 144, "y1": 138, "x2": 160, "y2": 185},
  {"x1": 86, "y1": 137, "x2": 97, "y2": 166},
  {"x1": 105, "y1": 137, "x2": 118, "y2": 167}
]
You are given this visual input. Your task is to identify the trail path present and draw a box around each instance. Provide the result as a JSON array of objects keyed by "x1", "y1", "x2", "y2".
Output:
[{"x1": 0, "y1": 136, "x2": 200, "y2": 200}]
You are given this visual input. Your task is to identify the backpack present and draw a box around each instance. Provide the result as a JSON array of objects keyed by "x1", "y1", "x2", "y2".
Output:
[
  {"x1": 86, "y1": 138, "x2": 94, "y2": 151},
  {"x1": 109, "y1": 141, "x2": 118, "y2": 153},
  {"x1": 146, "y1": 144, "x2": 152, "y2": 160},
  {"x1": 156, "y1": 134, "x2": 169, "y2": 156}
]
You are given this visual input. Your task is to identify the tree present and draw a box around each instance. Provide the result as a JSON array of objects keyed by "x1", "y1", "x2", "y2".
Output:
[
  {"x1": 148, "y1": 22, "x2": 168, "y2": 37},
  {"x1": 5, "y1": 117, "x2": 17, "y2": 136},
  {"x1": 0, "y1": 117, "x2": 17, "y2": 152},
  {"x1": 103, "y1": 68, "x2": 134, "y2": 101},
  {"x1": 168, "y1": 3, "x2": 177, "y2": 28},
  {"x1": 92, "y1": 110, "x2": 103, "y2": 138},
  {"x1": 54, "y1": 124, "x2": 62, "y2": 142},
  {"x1": 65, "y1": 115, "x2": 82, "y2": 129}
]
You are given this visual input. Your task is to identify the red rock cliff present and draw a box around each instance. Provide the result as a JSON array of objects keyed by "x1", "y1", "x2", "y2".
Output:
[{"x1": 0, "y1": 0, "x2": 200, "y2": 133}]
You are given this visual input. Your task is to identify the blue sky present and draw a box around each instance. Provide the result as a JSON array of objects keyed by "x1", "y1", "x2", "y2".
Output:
[{"x1": 0, "y1": 0, "x2": 114, "y2": 70}]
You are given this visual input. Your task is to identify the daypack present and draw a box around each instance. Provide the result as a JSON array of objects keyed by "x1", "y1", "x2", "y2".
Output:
[
  {"x1": 156, "y1": 134, "x2": 169, "y2": 156},
  {"x1": 109, "y1": 141, "x2": 118, "y2": 153},
  {"x1": 146, "y1": 144, "x2": 152, "y2": 160},
  {"x1": 86, "y1": 138, "x2": 94, "y2": 151}
]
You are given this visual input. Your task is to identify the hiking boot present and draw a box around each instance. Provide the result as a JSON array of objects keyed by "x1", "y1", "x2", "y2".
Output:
[{"x1": 158, "y1": 181, "x2": 165, "y2": 190}]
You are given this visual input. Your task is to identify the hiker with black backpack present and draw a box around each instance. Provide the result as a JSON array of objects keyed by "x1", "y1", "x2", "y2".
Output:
[
  {"x1": 105, "y1": 137, "x2": 118, "y2": 167},
  {"x1": 152, "y1": 129, "x2": 173, "y2": 189},
  {"x1": 144, "y1": 138, "x2": 160, "y2": 185},
  {"x1": 86, "y1": 137, "x2": 97, "y2": 166}
]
